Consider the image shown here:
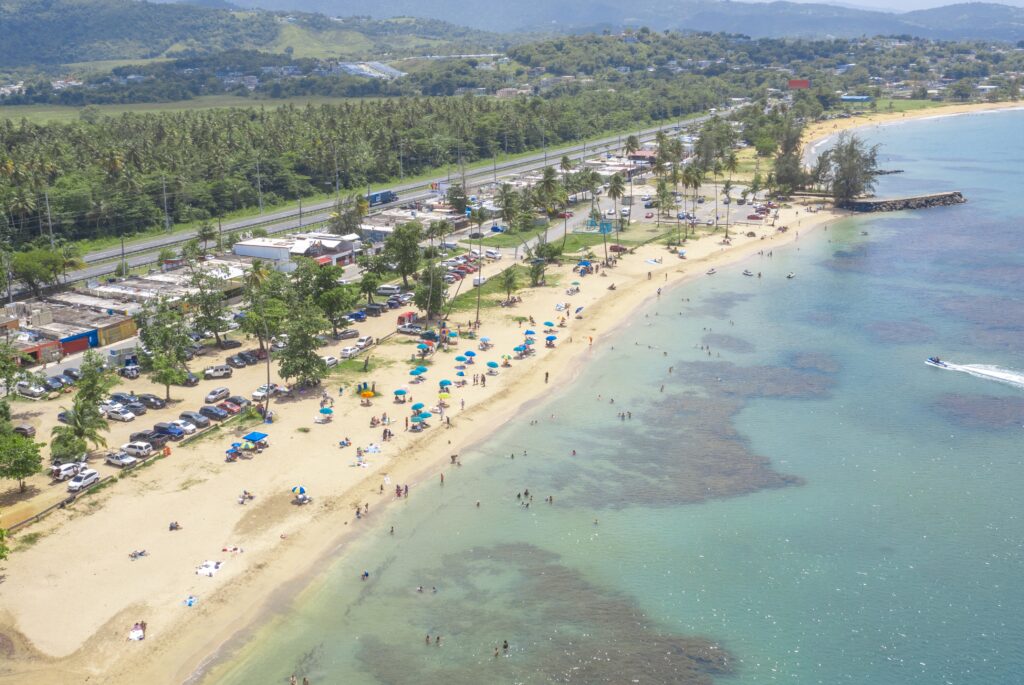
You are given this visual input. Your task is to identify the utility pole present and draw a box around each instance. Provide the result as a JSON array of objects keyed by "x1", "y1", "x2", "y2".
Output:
[
  {"x1": 297, "y1": 196, "x2": 303, "y2": 228},
  {"x1": 120, "y1": 236, "x2": 126, "y2": 276},
  {"x1": 44, "y1": 190, "x2": 55, "y2": 248},
  {"x1": 162, "y1": 176, "x2": 171, "y2": 231},
  {"x1": 255, "y1": 159, "x2": 264, "y2": 214}
]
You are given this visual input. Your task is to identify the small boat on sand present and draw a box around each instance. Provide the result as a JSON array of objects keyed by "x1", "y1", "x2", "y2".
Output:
[
  {"x1": 742, "y1": 269, "x2": 754, "y2": 277},
  {"x1": 786, "y1": 272, "x2": 796, "y2": 279}
]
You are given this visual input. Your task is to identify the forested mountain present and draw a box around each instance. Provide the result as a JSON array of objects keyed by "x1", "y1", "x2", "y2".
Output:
[
  {"x1": 0, "y1": 0, "x2": 507, "y2": 67},
  {"x1": 242, "y1": 0, "x2": 1024, "y2": 41}
]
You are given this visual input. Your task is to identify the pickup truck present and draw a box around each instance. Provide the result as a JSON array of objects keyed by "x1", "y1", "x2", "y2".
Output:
[{"x1": 105, "y1": 451, "x2": 138, "y2": 468}]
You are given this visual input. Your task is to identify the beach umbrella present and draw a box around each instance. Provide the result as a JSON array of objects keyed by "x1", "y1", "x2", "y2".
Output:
[
  {"x1": 438, "y1": 392, "x2": 451, "y2": 399},
  {"x1": 575, "y1": 306, "x2": 584, "y2": 314},
  {"x1": 291, "y1": 486, "x2": 306, "y2": 495},
  {"x1": 464, "y1": 350, "x2": 476, "y2": 357},
  {"x1": 480, "y1": 336, "x2": 491, "y2": 342},
  {"x1": 524, "y1": 329, "x2": 536, "y2": 335},
  {"x1": 393, "y1": 389, "x2": 407, "y2": 396},
  {"x1": 543, "y1": 321, "x2": 554, "y2": 327},
  {"x1": 501, "y1": 354, "x2": 511, "y2": 360},
  {"x1": 231, "y1": 442, "x2": 242, "y2": 448},
  {"x1": 455, "y1": 355, "x2": 467, "y2": 362},
  {"x1": 417, "y1": 412, "x2": 433, "y2": 419},
  {"x1": 577, "y1": 260, "x2": 591, "y2": 267},
  {"x1": 320, "y1": 407, "x2": 333, "y2": 415},
  {"x1": 571, "y1": 281, "x2": 581, "y2": 285},
  {"x1": 416, "y1": 366, "x2": 428, "y2": 373},
  {"x1": 546, "y1": 335, "x2": 557, "y2": 341},
  {"x1": 417, "y1": 343, "x2": 429, "y2": 350},
  {"x1": 360, "y1": 390, "x2": 374, "y2": 398},
  {"x1": 513, "y1": 345, "x2": 526, "y2": 352},
  {"x1": 411, "y1": 415, "x2": 425, "y2": 423},
  {"x1": 448, "y1": 331, "x2": 458, "y2": 337},
  {"x1": 456, "y1": 371, "x2": 465, "y2": 377},
  {"x1": 409, "y1": 369, "x2": 423, "y2": 376},
  {"x1": 411, "y1": 402, "x2": 425, "y2": 411},
  {"x1": 486, "y1": 361, "x2": 499, "y2": 369},
  {"x1": 439, "y1": 379, "x2": 452, "y2": 387}
]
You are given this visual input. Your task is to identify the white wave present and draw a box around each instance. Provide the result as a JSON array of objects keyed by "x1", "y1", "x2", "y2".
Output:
[{"x1": 942, "y1": 363, "x2": 1024, "y2": 390}]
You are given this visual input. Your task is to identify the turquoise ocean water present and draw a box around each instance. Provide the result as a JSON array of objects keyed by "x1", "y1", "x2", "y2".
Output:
[{"x1": 204, "y1": 110, "x2": 1024, "y2": 685}]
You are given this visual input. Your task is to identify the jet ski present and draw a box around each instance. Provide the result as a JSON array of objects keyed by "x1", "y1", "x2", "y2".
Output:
[
  {"x1": 706, "y1": 268, "x2": 717, "y2": 276},
  {"x1": 925, "y1": 356, "x2": 949, "y2": 369},
  {"x1": 742, "y1": 269, "x2": 754, "y2": 277},
  {"x1": 786, "y1": 272, "x2": 796, "y2": 279}
]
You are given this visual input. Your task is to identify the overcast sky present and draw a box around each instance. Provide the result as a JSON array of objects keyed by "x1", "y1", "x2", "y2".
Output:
[{"x1": 758, "y1": 0, "x2": 1024, "y2": 11}]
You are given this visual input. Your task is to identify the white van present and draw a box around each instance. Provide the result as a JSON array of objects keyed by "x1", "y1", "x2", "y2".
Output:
[
  {"x1": 485, "y1": 249, "x2": 502, "y2": 260},
  {"x1": 376, "y1": 284, "x2": 402, "y2": 296}
]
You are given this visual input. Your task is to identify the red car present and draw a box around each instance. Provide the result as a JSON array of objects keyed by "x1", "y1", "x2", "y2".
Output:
[
  {"x1": 747, "y1": 214, "x2": 763, "y2": 221},
  {"x1": 609, "y1": 244, "x2": 628, "y2": 253},
  {"x1": 217, "y1": 401, "x2": 241, "y2": 415},
  {"x1": 644, "y1": 212, "x2": 654, "y2": 219},
  {"x1": 558, "y1": 211, "x2": 574, "y2": 218},
  {"x1": 448, "y1": 272, "x2": 464, "y2": 280}
]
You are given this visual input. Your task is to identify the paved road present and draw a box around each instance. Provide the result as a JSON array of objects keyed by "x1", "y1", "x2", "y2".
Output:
[{"x1": 67, "y1": 114, "x2": 716, "y2": 284}]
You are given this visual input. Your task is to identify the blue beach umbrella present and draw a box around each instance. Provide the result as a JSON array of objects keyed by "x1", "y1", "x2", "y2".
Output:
[
  {"x1": 575, "y1": 306, "x2": 584, "y2": 314},
  {"x1": 231, "y1": 442, "x2": 242, "y2": 448},
  {"x1": 455, "y1": 355, "x2": 467, "y2": 362},
  {"x1": 577, "y1": 260, "x2": 591, "y2": 267},
  {"x1": 416, "y1": 366, "x2": 428, "y2": 373},
  {"x1": 411, "y1": 415, "x2": 426, "y2": 423},
  {"x1": 417, "y1": 343, "x2": 429, "y2": 350},
  {"x1": 393, "y1": 389, "x2": 407, "y2": 396},
  {"x1": 448, "y1": 331, "x2": 458, "y2": 337},
  {"x1": 439, "y1": 379, "x2": 452, "y2": 387},
  {"x1": 543, "y1": 321, "x2": 554, "y2": 327},
  {"x1": 486, "y1": 361, "x2": 499, "y2": 368},
  {"x1": 417, "y1": 412, "x2": 433, "y2": 419},
  {"x1": 513, "y1": 345, "x2": 526, "y2": 352},
  {"x1": 411, "y1": 402, "x2": 425, "y2": 411},
  {"x1": 524, "y1": 329, "x2": 536, "y2": 335},
  {"x1": 292, "y1": 486, "x2": 306, "y2": 495},
  {"x1": 456, "y1": 371, "x2": 465, "y2": 377},
  {"x1": 410, "y1": 369, "x2": 423, "y2": 376},
  {"x1": 480, "y1": 336, "x2": 490, "y2": 342},
  {"x1": 546, "y1": 335, "x2": 557, "y2": 341},
  {"x1": 320, "y1": 407, "x2": 333, "y2": 415},
  {"x1": 464, "y1": 350, "x2": 476, "y2": 358}
]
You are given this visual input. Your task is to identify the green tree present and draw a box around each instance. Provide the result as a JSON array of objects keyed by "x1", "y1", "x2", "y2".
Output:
[
  {"x1": 359, "y1": 271, "x2": 380, "y2": 306},
  {"x1": 51, "y1": 407, "x2": 107, "y2": 460},
  {"x1": 318, "y1": 284, "x2": 360, "y2": 337},
  {"x1": 384, "y1": 221, "x2": 423, "y2": 288},
  {"x1": 138, "y1": 297, "x2": 193, "y2": 399},
  {"x1": 157, "y1": 246, "x2": 176, "y2": 264},
  {"x1": 0, "y1": 341, "x2": 27, "y2": 397},
  {"x1": 74, "y1": 350, "x2": 117, "y2": 409},
  {"x1": 819, "y1": 133, "x2": 881, "y2": 205},
  {"x1": 241, "y1": 265, "x2": 291, "y2": 350},
  {"x1": 277, "y1": 299, "x2": 328, "y2": 388},
  {"x1": 446, "y1": 183, "x2": 468, "y2": 214},
  {"x1": 0, "y1": 433, "x2": 42, "y2": 492},
  {"x1": 0, "y1": 527, "x2": 8, "y2": 561},
  {"x1": 196, "y1": 221, "x2": 218, "y2": 255},
  {"x1": 414, "y1": 265, "x2": 448, "y2": 321},
  {"x1": 500, "y1": 265, "x2": 519, "y2": 301},
  {"x1": 607, "y1": 173, "x2": 626, "y2": 246},
  {"x1": 10, "y1": 248, "x2": 62, "y2": 298},
  {"x1": 187, "y1": 267, "x2": 229, "y2": 346}
]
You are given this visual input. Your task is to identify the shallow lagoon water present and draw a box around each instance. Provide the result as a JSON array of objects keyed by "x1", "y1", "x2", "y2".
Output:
[{"x1": 206, "y1": 110, "x2": 1024, "y2": 684}]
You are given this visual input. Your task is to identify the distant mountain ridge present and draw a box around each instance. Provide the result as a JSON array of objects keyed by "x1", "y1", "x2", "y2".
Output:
[{"x1": 235, "y1": 0, "x2": 1024, "y2": 41}]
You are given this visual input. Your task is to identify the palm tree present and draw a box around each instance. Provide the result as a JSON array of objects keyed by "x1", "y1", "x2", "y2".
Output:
[
  {"x1": 655, "y1": 179, "x2": 673, "y2": 229},
  {"x1": 537, "y1": 166, "x2": 560, "y2": 217},
  {"x1": 196, "y1": 221, "x2": 217, "y2": 256},
  {"x1": 711, "y1": 160, "x2": 723, "y2": 230},
  {"x1": 722, "y1": 179, "x2": 733, "y2": 239},
  {"x1": 624, "y1": 134, "x2": 640, "y2": 158},
  {"x1": 245, "y1": 258, "x2": 271, "y2": 291},
  {"x1": 51, "y1": 406, "x2": 109, "y2": 452},
  {"x1": 496, "y1": 184, "x2": 518, "y2": 230},
  {"x1": 58, "y1": 243, "x2": 85, "y2": 282},
  {"x1": 607, "y1": 173, "x2": 625, "y2": 248},
  {"x1": 500, "y1": 266, "x2": 519, "y2": 303}
]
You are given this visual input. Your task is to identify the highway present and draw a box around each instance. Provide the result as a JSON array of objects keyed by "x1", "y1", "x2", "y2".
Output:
[{"x1": 66, "y1": 114, "x2": 714, "y2": 284}]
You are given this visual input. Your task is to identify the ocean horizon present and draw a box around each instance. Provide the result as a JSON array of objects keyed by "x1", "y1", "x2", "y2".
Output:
[{"x1": 201, "y1": 109, "x2": 1024, "y2": 685}]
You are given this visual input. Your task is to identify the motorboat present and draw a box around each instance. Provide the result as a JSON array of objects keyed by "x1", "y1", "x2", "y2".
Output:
[
  {"x1": 786, "y1": 272, "x2": 796, "y2": 279},
  {"x1": 706, "y1": 268, "x2": 717, "y2": 276},
  {"x1": 925, "y1": 356, "x2": 950, "y2": 369},
  {"x1": 742, "y1": 269, "x2": 754, "y2": 277}
]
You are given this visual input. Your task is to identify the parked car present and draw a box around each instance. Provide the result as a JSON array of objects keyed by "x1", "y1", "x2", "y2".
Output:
[
  {"x1": 346, "y1": 311, "x2": 367, "y2": 322},
  {"x1": 227, "y1": 396, "x2": 251, "y2": 410},
  {"x1": 219, "y1": 339, "x2": 242, "y2": 350},
  {"x1": 322, "y1": 355, "x2": 339, "y2": 367},
  {"x1": 252, "y1": 384, "x2": 285, "y2": 401},
  {"x1": 15, "y1": 380, "x2": 46, "y2": 398},
  {"x1": 199, "y1": 405, "x2": 229, "y2": 421},
  {"x1": 179, "y1": 411, "x2": 211, "y2": 428},
  {"x1": 137, "y1": 393, "x2": 166, "y2": 409},
  {"x1": 557, "y1": 210, "x2": 574, "y2": 218},
  {"x1": 376, "y1": 284, "x2": 402, "y2": 296},
  {"x1": 67, "y1": 468, "x2": 100, "y2": 493},
  {"x1": 217, "y1": 401, "x2": 241, "y2": 415},
  {"x1": 98, "y1": 399, "x2": 122, "y2": 415},
  {"x1": 205, "y1": 387, "x2": 231, "y2": 403},
  {"x1": 57, "y1": 411, "x2": 72, "y2": 424},
  {"x1": 153, "y1": 422, "x2": 186, "y2": 440},
  {"x1": 125, "y1": 401, "x2": 148, "y2": 416},
  {"x1": 204, "y1": 365, "x2": 233, "y2": 379},
  {"x1": 118, "y1": 365, "x2": 141, "y2": 379},
  {"x1": 130, "y1": 430, "x2": 170, "y2": 448},
  {"x1": 356, "y1": 336, "x2": 374, "y2": 350},
  {"x1": 239, "y1": 351, "x2": 259, "y2": 365},
  {"x1": 107, "y1": 407, "x2": 136, "y2": 422},
  {"x1": 50, "y1": 462, "x2": 84, "y2": 481},
  {"x1": 473, "y1": 276, "x2": 488, "y2": 287},
  {"x1": 397, "y1": 323, "x2": 423, "y2": 335},
  {"x1": 111, "y1": 392, "x2": 138, "y2": 405},
  {"x1": 13, "y1": 423, "x2": 36, "y2": 437},
  {"x1": 56, "y1": 373, "x2": 76, "y2": 386},
  {"x1": 170, "y1": 419, "x2": 197, "y2": 434},
  {"x1": 336, "y1": 328, "x2": 359, "y2": 340},
  {"x1": 39, "y1": 377, "x2": 61, "y2": 392},
  {"x1": 105, "y1": 450, "x2": 138, "y2": 468},
  {"x1": 179, "y1": 371, "x2": 200, "y2": 387},
  {"x1": 62, "y1": 367, "x2": 82, "y2": 381},
  {"x1": 339, "y1": 347, "x2": 359, "y2": 359},
  {"x1": 122, "y1": 441, "x2": 153, "y2": 458},
  {"x1": 226, "y1": 354, "x2": 247, "y2": 369}
]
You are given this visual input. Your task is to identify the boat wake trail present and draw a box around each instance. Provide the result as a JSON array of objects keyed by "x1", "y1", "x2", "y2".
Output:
[{"x1": 945, "y1": 363, "x2": 1024, "y2": 390}]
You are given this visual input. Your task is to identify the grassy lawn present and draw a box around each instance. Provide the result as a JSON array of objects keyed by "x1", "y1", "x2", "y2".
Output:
[
  {"x1": 447, "y1": 264, "x2": 527, "y2": 312},
  {"x1": 872, "y1": 99, "x2": 945, "y2": 113},
  {"x1": 467, "y1": 226, "x2": 547, "y2": 248}
]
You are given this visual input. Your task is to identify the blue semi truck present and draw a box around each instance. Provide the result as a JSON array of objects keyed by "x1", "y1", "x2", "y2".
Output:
[{"x1": 367, "y1": 190, "x2": 399, "y2": 207}]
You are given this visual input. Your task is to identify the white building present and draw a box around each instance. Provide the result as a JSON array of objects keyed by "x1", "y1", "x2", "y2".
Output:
[{"x1": 232, "y1": 238, "x2": 296, "y2": 272}]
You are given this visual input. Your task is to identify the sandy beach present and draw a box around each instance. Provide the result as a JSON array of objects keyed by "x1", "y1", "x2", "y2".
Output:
[{"x1": 0, "y1": 99, "x2": 1015, "y2": 685}]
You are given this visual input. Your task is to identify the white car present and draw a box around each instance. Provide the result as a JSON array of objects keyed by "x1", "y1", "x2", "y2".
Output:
[
  {"x1": 67, "y1": 468, "x2": 100, "y2": 493},
  {"x1": 107, "y1": 407, "x2": 136, "y2": 422},
  {"x1": 356, "y1": 336, "x2": 374, "y2": 350},
  {"x1": 122, "y1": 441, "x2": 153, "y2": 458},
  {"x1": 605, "y1": 208, "x2": 615, "y2": 217},
  {"x1": 170, "y1": 419, "x2": 197, "y2": 435},
  {"x1": 105, "y1": 451, "x2": 138, "y2": 468},
  {"x1": 322, "y1": 355, "x2": 339, "y2": 367},
  {"x1": 473, "y1": 276, "x2": 488, "y2": 287},
  {"x1": 50, "y1": 462, "x2": 85, "y2": 481},
  {"x1": 339, "y1": 347, "x2": 359, "y2": 359},
  {"x1": 620, "y1": 207, "x2": 631, "y2": 216}
]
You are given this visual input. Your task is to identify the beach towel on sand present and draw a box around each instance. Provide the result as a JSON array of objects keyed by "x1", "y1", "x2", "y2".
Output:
[{"x1": 196, "y1": 560, "x2": 223, "y2": 577}]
